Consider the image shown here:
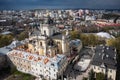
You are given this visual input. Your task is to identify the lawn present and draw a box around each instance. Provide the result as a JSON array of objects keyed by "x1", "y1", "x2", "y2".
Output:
[{"x1": 5, "y1": 69, "x2": 35, "y2": 80}]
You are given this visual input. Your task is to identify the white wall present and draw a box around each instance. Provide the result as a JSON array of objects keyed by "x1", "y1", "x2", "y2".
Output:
[
  {"x1": 92, "y1": 65, "x2": 116, "y2": 80},
  {"x1": 40, "y1": 24, "x2": 57, "y2": 37},
  {"x1": 8, "y1": 52, "x2": 68, "y2": 80}
]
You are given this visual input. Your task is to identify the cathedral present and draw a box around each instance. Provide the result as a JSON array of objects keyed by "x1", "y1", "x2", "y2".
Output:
[
  {"x1": 7, "y1": 17, "x2": 82, "y2": 80},
  {"x1": 28, "y1": 17, "x2": 70, "y2": 58}
]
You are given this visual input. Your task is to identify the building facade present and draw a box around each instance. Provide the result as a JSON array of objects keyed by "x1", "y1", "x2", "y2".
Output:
[
  {"x1": 7, "y1": 50, "x2": 68, "y2": 80},
  {"x1": 7, "y1": 17, "x2": 82, "y2": 80}
]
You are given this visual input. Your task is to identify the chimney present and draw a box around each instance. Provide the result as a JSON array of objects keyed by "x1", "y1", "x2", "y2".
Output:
[{"x1": 102, "y1": 54, "x2": 104, "y2": 60}]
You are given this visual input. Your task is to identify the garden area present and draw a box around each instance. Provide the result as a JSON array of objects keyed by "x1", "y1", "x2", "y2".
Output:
[
  {"x1": 0, "y1": 66, "x2": 35, "y2": 80},
  {"x1": 5, "y1": 70, "x2": 35, "y2": 80}
]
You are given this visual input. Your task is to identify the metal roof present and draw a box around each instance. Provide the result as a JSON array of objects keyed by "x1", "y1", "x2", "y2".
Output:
[{"x1": 92, "y1": 45, "x2": 117, "y2": 69}]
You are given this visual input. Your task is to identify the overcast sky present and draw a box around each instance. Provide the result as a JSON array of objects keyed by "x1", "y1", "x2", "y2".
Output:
[{"x1": 0, "y1": 0, "x2": 120, "y2": 10}]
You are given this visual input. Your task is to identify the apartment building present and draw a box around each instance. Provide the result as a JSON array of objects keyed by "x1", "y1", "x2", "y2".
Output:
[
  {"x1": 91, "y1": 45, "x2": 117, "y2": 80},
  {"x1": 7, "y1": 50, "x2": 68, "y2": 80}
]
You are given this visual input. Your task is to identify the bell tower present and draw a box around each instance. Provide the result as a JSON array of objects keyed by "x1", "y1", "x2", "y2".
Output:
[
  {"x1": 40, "y1": 17, "x2": 57, "y2": 37},
  {"x1": 62, "y1": 35, "x2": 66, "y2": 54}
]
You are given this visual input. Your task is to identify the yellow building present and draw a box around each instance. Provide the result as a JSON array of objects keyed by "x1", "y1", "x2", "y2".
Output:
[{"x1": 28, "y1": 18, "x2": 70, "y2": 57}]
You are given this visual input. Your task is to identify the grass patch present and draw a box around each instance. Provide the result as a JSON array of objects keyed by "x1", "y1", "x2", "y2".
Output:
[{"x1": 5, "y1": 68, "x2": 35, "y2": 80}]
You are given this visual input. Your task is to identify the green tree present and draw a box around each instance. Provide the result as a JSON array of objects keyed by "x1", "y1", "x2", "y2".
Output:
[
  {"x1": 106, "y1": 39, "x2": 116, "y2": 47},
  {"x1": 70, "y1": 31, "x2": 80, "y2": 39},
  {"x1": 106, "y1": 37, "x2": 120, "y2": 53},
  {"x1": 88, "y1": 34, "x2": 97, "y2": 46},
  {"x1": 79, "y1": 34, "x2": 103, "y2": 46},
  {"x1": 96, "y1": 73, "x2": 105, "y2": 80},
  {"x1": 17, "y1": 31, "x2": 29, "y2": 41},
  {"x1": 79, "y1": 34, "x2": 89, "y2": 46},
  {"x1": 0, "y1": 35, "x2": 13, "y2": 47},
  {"x1": 83, "y1": 77, "x2": 88, "y2": 80},
  {"x1": 88, "y1": 69, "x2": 95, "y2": 80},
  {"x1": 70, "y1": 31, "x2": 105, "y2": 47}
]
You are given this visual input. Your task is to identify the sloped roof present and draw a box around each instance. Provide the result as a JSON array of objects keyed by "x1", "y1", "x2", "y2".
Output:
[
  {"x1": 92, "y1": 45, "x2": 117, "y2": 69},
  {"x1": 96, "y1": 32, "x2": 113, "y2": 39}
]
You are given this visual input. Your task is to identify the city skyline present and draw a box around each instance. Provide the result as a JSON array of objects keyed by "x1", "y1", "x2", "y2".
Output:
[{"x1": 0, "y1": 0, "x2": 120, "y2": 10}]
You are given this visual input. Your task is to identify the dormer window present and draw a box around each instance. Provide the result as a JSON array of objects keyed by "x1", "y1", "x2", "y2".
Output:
[
  {"x1": 106, "y1": 55, "x2": 109, "y2": 58},
  {"x1": 102, "y1": 50, "x2": 104, "y2": 53}
]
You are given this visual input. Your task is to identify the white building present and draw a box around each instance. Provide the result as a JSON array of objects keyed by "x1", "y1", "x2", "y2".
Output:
[
  {"x1": 6, "y1": 17, "x2": 83, "y2": 80},
  {"x1": 7, "y1": 50, "x2": 68, "y2": 80},
  {"x1": 91, "y1": 45, "x2": 117, "y2": 80},
  {"x1": 40, "y1": 24, "x2": 58, "y2": 37},
  {"x1": 96, "y1": 32, "x2": 115, "y2": 39}
]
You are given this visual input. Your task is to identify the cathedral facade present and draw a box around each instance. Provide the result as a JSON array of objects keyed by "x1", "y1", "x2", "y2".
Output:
[{"x1": 28, "y1": 18, "x2": 70, "y2": 57}]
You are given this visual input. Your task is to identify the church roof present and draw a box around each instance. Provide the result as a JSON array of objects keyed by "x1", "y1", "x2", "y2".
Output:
[
  {"x1": 51, "y1": 33, "x2": 62, "y2": 40},
  {"x1": 7, "y1": 50, "x2": 66, "y2": 69}
]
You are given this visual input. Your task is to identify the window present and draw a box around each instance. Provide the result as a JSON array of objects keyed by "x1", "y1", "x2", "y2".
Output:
[
  {"x1": 110, "y1": 75, "x2": 112, "y2": 79},
  {"x1": 102, "y1": 69, "x2": 103, "y2": 72},
  {"x1": 94, "y1": 66, "x2": 96, "y2": 69},
  {"x1": 98, "y1": 67, "x2": 100, "y2": 70},
  {"x1": 44, "y1": 30, "x2": 46, "y2": 35},
  {"x1": 110, "y1": 69, "x2": 112, "y2": 73},
  {"x1": 40, "y1": 42, "x2": 42, "y2": 46}
]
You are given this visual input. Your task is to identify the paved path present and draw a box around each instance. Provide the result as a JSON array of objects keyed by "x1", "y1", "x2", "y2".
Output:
[{"x1": 76, "y1": 66, "x2": 92, "y2": 80}]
